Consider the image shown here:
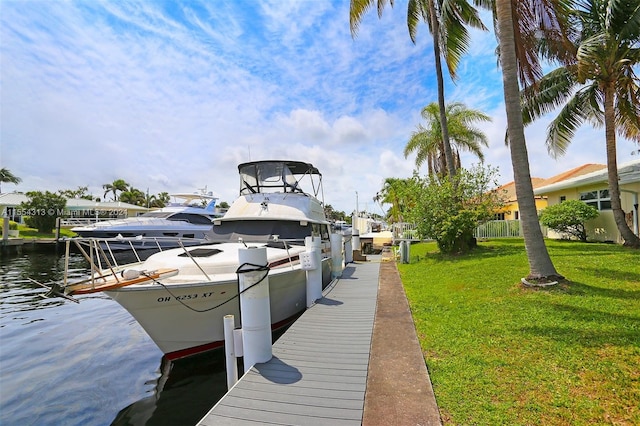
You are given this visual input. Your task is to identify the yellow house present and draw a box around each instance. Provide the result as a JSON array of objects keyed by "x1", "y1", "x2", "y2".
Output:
[
  {"x1": 533, "y1": 160, "x2": 640, "y2": 243},
  {"x1": 495, "y1": 164, "x2": 606, "y2": 220}
]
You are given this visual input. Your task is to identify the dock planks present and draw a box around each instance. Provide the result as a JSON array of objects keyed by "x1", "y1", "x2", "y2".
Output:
[{"x1": 198, "y1": 257, "x2": 381, "y2": 425}]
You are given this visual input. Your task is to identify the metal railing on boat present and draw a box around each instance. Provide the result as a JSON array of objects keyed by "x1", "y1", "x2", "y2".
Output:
[{"x1": 60, "y1": 235, "x2": 312, "y2": 295}]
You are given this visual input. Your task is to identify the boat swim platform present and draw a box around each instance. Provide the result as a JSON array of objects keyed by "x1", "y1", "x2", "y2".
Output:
[{"x1": 198, "y1": 251, "x2": 442, "y2": 425}]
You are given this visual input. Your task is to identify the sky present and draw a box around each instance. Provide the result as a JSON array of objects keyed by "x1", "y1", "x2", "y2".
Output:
[{"x1": 1, "y1": 0, "x2": 638, "y2": 214}]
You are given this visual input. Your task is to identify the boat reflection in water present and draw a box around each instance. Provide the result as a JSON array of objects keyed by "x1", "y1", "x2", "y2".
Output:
[
  {"x1": 111, "y1": 352, "x2": 228, "y2": 425},
  {"x1": 111, "y1": 326, "x2": 290, "y2": 425}
]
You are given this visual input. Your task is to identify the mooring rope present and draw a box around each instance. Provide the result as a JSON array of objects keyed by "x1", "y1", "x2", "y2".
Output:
[{"x1": 142, "y1": 262, "x2": 270, "y2": 313}]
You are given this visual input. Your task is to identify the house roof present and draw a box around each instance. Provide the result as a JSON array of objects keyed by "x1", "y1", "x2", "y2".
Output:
[
  {"x1": 65, "y1": 199, "x2": 148, "y2": 211},
  {"x1": 534, "y1": 159, "x2": 640, "y2": 195},
  {"x1": 495, "y1": 178, "x2": 547, "y2": 203},
  {"x1": 541, "y1": 163, "x2": 607, "y2": 185},
  {"x1": 496, "y1": 164, "x2": 606, "y2": 202},
  {"x1": 0, "y1": 192, "x2": 28, "y2": 206},
  {"x1": 0, "y1": 192, "x2": 148, "y2": 211}
]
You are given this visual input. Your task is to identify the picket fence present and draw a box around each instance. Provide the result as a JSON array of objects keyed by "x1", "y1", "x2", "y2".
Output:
[{"x1": 391, "y1": 220, "x2": 547, "y2": 241}]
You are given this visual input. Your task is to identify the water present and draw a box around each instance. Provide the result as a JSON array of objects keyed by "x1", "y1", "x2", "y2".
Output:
[{"x1": 0, "y1": 248, "x2": 229, "y2": 425}]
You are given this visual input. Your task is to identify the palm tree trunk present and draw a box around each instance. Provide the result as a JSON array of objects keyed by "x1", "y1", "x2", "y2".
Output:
[
  {"x1": 496, "y1": 0, "x2": 562, "y2": 279},
  {"x1": 603, "y1": 83, "x2": 640, "y2": 247},
  {"x1": 428, "y1": 1, "x2": 456, "y2": 179}
]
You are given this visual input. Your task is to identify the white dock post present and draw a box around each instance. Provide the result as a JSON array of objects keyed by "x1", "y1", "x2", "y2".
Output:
[
  {"x1": 400, "y1": 240, "x2": 411, "y2": 264},
  {"x1": 2, "y1": 216, "x2": 8, "y2": 241},
  {"x1": 344, "y1": 234, "x2": 353, "y2": 264},
  {"x1": 238, "y1": 247, "x2": 272, "y2": 373},
  {"x1": 303, "y1": 236, "x2": 322, "y2": 307},
  {"x1": 223, "y1": 314, "x2": 238, "y2": 389},
  {"x1": 330, "y1": 233, "x2": 344, "y2": 278},
  {"x1": 352, "y1": 228, "x2": 360, "y2": 253}
]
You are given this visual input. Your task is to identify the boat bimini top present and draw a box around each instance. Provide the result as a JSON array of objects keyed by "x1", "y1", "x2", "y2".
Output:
[{"x1": 238, "y1": 160, "x2": 324, "y2": 200}]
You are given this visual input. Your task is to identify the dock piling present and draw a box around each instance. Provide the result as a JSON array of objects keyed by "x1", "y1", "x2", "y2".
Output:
[{"x1": 237, "y1": 247, "x2": 272, "y2": 373}]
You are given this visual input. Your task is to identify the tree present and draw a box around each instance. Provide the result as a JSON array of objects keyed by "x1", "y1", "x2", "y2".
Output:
[
  {"x1": 407, "y1": 164, "x2": 504, "y2": 253},
  {"x1": 404, "y1": 102, "x2": 491, "y2": 177},
  {"x1": 374, "y1": 176, "x2": 423, "y2": 223},
  {"x1": 58, "y1": 186, "x2": 94, "y2": 200},
  {"x1": 19, "y1": 191, "x2": 66, "y2": 233},
  {"x1": 539, "y1": 200, "x2": 599, "y2": 241},
  {"x1": 102, "y1": 179, "x2": 129, "y2": 201},
  {"x1": 0, "y1": 168, "x2": 22, "y2": 193},
  {"x1": 350, "y1": 0, "x2": 487, "y2": 178},
  {"x1": 521, "y1": 0, "x2": 640, "y2": 247},
  {"x1": 148, "y1": 191, "x2": 170, "y2": 208},
  {"x1": 119, "y1": 188, "x2": 146, "y2": 206},
  {"x1": 488, "y1": 0, "x2": 571, "y2": 280}
]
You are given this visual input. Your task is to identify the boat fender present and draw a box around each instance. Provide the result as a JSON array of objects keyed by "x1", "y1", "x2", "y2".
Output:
[{"x1": 121, "y1": 269, "x2": 142, "y2": 280}]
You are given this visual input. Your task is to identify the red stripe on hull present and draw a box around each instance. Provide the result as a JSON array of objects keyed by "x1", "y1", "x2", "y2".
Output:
[{"x1": 164, "y1": 312, "x2": 303, "y2": 361}]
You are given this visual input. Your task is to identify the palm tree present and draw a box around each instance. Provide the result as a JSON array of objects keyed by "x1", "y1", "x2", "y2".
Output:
[
  {"x1": 374, "y1": 176, "x2": 422, "y2": 223},
  {"x1": 119, "y1": 188, "x2": 146, "y2": 206},
  {"x1": 0, "y1": 168, "x2": 22, "y2": 193},
  {"x1": 350, "y1": 0, "x2": 487, "y2": 178},
  {"x1": 489, "y1": 0, "x2": 574, "y2": 280},
  {"x1": 404, "y1": 101, "x2": 491, "y2": 177},
  {"x1": 521, "y1": 0, "x2": 640, "y2": 247},
  {"x1": 102, "y1": 179, "x2": 129, "y2": 201}
]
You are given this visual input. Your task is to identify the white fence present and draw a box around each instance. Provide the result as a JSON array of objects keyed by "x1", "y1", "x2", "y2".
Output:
[
  {"x1": 390, "y1": 220, "x2": 547, "y2": 241},
  {"x1": 474, "y1": 220, "x2": 522, "y2": 239},
  {"x1": 391, "y1": 223, "x2": 419, "y2": 240},
  {"x1": 474, "y1": 220, "x2": 548, "y2": 239}
]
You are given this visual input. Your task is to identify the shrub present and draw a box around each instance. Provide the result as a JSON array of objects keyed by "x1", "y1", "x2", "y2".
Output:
[
  {"x1": 407, "y1": 165, "x2": 503, "y2": 254},
  {"x1": 539, "y1": 200, "x2": 599, "y2": 242},
  {"x1": 19, "y1": 191, "x2": 67, "y2": 233}
]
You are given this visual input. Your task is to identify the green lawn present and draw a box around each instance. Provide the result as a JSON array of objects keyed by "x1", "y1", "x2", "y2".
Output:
[
  {"x1": 397, "y1": 239, "x2": 639, "y2": 426},
  {"x1": 14, "y1": 224, "x2": 77, "y2": 238}
]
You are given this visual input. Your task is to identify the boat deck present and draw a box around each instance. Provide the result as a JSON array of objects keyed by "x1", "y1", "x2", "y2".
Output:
[{"x1": 197, "y1": 256, "x2": 381, "y2": 425}]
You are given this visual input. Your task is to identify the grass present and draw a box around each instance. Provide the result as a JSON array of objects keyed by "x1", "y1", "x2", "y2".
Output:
[
  {"x1": 397, "y1": 239, "x2": 639, "y2": 426},
  {"x1": 14, "y1": 224, "x2": 77, "y2": 238}
]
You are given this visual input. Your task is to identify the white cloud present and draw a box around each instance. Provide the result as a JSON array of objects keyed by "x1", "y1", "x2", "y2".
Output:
[{"x1": 1, "y1": 0, "x2": 629, "y2": 215}]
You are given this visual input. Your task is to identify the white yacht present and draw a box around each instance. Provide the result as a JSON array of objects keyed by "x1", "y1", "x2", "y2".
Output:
[
  {"x1": 71, "y1": 191, "x2": 222, "y2": 250},
  {"x1": 64, "y1": 161, "x2": 336, "y2": 360}
]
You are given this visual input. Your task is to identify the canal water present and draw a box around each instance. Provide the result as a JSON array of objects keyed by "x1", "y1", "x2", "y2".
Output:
[{"x1": 0, "y1": 248, "x2": 229, "y2": 425}]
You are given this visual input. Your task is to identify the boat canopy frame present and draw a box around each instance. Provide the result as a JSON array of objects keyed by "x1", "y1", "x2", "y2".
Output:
[{"x1": 238, "y1": 160, "x2": 324, "y2": 202}]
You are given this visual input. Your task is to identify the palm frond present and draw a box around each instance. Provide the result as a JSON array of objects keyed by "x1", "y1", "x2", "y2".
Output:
[
  {"x1": 521, "y1": 66, "x2": 578, "y2": 124},
  {"x1": 440, "y1": 0, "x2": 488, "y2": 78},
  {"x1": 349, "y1": 0, "x2": 393, "y2": 37},
  {"x1": 406, "y1": 0, "x2": 428, "y2": 43},
  {"x1": 546, "y1": 86, "x2": 596, "y2": 157}
]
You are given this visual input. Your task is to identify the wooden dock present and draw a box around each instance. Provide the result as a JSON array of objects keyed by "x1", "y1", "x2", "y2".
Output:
[
  {"x1": 198, "y1": 256, "x2": 381, "y2": 425},
  {"x1": 0, "y1": 238, "x2": 59, "y2": 255}
]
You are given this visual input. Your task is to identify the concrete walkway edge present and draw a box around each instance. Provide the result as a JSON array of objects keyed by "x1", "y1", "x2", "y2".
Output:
[{"x1": 362, "y1": 250, "x2": 442, "y2": 425}]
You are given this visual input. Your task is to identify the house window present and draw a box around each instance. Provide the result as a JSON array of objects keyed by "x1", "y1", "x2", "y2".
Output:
[
  {"x1": 515, "y1": 211, "x2": 519, "y2": 220},
  {"x1": 580, "y1": 189, "x2": 611, "y2": 210},
  {"x1": 494, "y1": 212, "x2": 505, "y2": 220},
  {"x1": 560, "y1": 196, "x2": 566, "y2": 203}
]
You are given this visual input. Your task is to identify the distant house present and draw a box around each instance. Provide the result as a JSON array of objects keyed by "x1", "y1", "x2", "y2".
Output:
[
  {"x1": 0, "y1": 192, "x2": 149, "y2": 224},
  {"x1": 495, "y1": 164, "x2": 607, "y2": 220},
  {"x1": 533, "y1": 160, "x2": 640, "y2": 243}
]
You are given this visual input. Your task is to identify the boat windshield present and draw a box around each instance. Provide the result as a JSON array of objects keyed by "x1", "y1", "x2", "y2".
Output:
[
  {"x1": 208, "y1": 220, "x2": 311, "y2": 244},
  {"x1": 239, "y1": 162, "x2": 308, "y2": 195},
  {"x1": 140, "y1": 212, "x2": 173, "y2": 218}
]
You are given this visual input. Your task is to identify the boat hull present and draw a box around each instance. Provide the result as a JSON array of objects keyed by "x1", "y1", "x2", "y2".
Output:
[{"x1": 105, "y1": 261, "x2": 329, "y2": 359}]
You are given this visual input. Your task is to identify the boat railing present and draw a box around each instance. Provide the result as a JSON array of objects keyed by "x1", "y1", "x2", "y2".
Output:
[
  {"x1": 62, "y1": 235, "x2": 309, "y2": 292},
  {"x1": 59, "y1": 218, "x2": 105, "y2": 226},
  {"x1": 62, "y1": 236, "x2": 210, "y2": 292}
]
